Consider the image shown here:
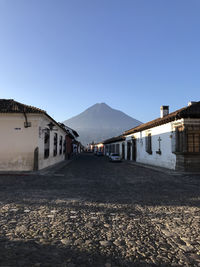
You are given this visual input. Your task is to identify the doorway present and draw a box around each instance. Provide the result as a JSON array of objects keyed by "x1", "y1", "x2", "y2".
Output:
[
  {"x1": 127, "y1": 142, "x2": 131, "y2": 160},
  {"x1": 132, "y1": 138, "x2": 136, "y2": 161},
  {"x1": 122, "y1": 143, "x2": 125, "y2": 159}
]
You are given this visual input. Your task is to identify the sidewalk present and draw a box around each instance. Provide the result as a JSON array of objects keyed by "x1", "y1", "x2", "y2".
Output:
[
  {"x1": 37, "y1": 158, "x2": 74, "y2": 176},
  {"x1": 125, "y1": 160, "x2": 200, "y2": 176},
  {"x1": 0, "y1": 158, "x2": 74, "y2": 176}
]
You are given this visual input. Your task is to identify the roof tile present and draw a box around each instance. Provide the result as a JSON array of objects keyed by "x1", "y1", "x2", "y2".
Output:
[{"x1": 0, "y1": 99, "x2": 46, "y2": 114}]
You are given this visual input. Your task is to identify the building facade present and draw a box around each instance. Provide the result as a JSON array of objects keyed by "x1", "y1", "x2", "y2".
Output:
[
  {"x1": 0, "y1": 99, "x2": 67, "y2": 171},
  {"x1": 59, "y1": 124, "x2": 80, "y2": 159},
  {"x1": 103, "y1": 136, "x2": 125, "y2": 158},
  {"x1": 103, "y1": 102, "x2": 200, "y2": 172}
]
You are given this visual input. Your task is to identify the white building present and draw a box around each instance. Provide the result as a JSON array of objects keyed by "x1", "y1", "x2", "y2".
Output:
[
  {"x1": 104, "y1": 102, "x2": 200, "y2": 172},
  {"x1": 103, "y1": 136, "x2": 125, "y2": 157},
  {"x1": 0, "y1": 99, "x2": 67, "y2": 171}
]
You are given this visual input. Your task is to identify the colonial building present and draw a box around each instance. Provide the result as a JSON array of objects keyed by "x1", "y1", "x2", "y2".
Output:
[
  {"x1": 103, "y1": 136, "x2": 125, "y2": 158},
  {"x1": 59, "y1": 124, "x2": 79, "y2": 159},
  {"x1": 90, "y1": 142, "x2": 104, "y2": 154},
  {"x1": 0, "y1": 99, "x2": 67, "y2": 171},
  {"x1": 103, "y1": 102, "x2": 200, "y2": 172}
]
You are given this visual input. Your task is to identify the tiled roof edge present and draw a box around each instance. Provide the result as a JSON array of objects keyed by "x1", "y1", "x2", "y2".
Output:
[
  {"x1": 124, "y1": 102, "x2": 200, "y2": 135},
  {"x1": 103, "y1": 135, "x2": 125, "y2": 144}
]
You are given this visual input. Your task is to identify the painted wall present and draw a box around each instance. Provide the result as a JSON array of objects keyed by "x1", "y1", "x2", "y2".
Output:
[
  {"x1": 38, "y1": 115, "x2": 66, "y2": 170},
  {"x1": 0, "y1": 113, "x2": 39, "y2": 171},
  {"x1": 103, "y1": 118, "x2": 200, "y2": 170},
  {"x1": 125, "y1": 121, "x2": 181, "y2": 169},
  {"x1": 0, "y1": 113, "x2": 66, "y2": 171},
  {"x1": 104, "y1": 141, "x2": 123, "y2": 156}
]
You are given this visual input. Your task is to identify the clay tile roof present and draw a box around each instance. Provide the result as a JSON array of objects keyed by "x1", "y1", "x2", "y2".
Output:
[
  {"x1": 124, "y1": 101, "x2": 200, "y2": 135},
  {"x1": 58, "y1": 123, "x2": 79, "y2": 138},
  {"x1": 0, "y1": 99, "x2": 46, "y2": 114},
  {"x1": 0, "y1": 99, "x2": 69, "y2": 134}
]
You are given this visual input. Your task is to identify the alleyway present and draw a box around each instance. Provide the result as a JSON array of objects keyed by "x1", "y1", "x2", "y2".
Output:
[{"x1": 0, "y1": 153, "x2": 200, "y2": 266}]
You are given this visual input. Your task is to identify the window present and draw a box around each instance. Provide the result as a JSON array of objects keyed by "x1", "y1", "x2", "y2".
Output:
[
  {"x1": 175, "y1": 126, "x2": 184, "y2": 152},
  {"x1": 173, "y1": 126, "x2": 200, "y2": 153},
  {"x1": 145, "y1": 133, "x2": 152, "y2": 154},
  {"x1": 59, "y1": 136, "x2": 63, "y2": 155},
  {"x1": 116, "y1": 144, "x2": 120, "y2": 154},
  {"x1": 188, "y1": 133, "x2": 200, "y2": 152},
  {"x1": 111, "y1": 144, "x2": 115, "y2": 153},
  {"x1": 53, "y1": 133, "x2": 58, "y2": 156},
  {"x1": 44, "y1": 129, "x2": 50, "y2": 158},
  {"x1": 63, "y1": 139, "x2": 66, "y2": 154},
  {"x1": 108, "y1": 145, "x2": 111, "y2": 154}
]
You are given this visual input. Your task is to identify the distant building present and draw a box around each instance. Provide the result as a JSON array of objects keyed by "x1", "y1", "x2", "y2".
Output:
[
  {"x1": 59, "y1": 124, "x2": 80, "y2": 159},
  {"x1": 0, "y1": 99, "x2": 67, "y2": 171},
  {"x1": 89, "y1": 142, "x2": 104, "y2": 154},
  {"x1": 103, "y1": 136, "x2": 125, "y2": 157},
  {"x1": 103, "y1": 102, "x2": 200, "y2": 172}
]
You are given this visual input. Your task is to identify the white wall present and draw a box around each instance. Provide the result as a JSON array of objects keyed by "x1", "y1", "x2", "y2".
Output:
[
  {"x1": 38, "y1": 115, "x2": 66, "y2": 170},
  {"x1": 104, "y1": 141, "x2": 123, "y2": 157},
  {"x1": 125, "y1": 136, "x2": 132, "y2": 160},
  {"x1": 0, "y1": 113, "x2": 66, "y2": 171},
  {"x1": 0, "y1": 114, "x2": 39, "y2": 171},
  {"x1": 125, "y1": 121, "x2": 183, "y2": 170}
]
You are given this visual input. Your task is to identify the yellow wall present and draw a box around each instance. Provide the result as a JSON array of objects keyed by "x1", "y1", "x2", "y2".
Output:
[
  {"x1": 0, "y1": 113, "x2": 66, "y2": 171},
  {"x1": 0, "y1": 113, "x2": 38, "y2": 171}
]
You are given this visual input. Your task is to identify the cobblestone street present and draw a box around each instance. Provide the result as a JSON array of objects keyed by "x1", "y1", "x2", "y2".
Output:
[{"x1": 0, "y1": 153, "x2": 200, "y2": 267}]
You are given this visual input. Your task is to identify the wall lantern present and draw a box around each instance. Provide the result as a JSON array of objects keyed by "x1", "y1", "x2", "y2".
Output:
[{"x1": 47, "y1": 122, "x2": 55, "y2": 131}]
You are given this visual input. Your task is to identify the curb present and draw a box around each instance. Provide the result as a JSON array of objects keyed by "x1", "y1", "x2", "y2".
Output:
[
  {"x1": 125, "y1": 161, "x2": 198, "y2": 176},
  {"x1": 0, "y1": 158, "x2": 75, "y2": 177}
]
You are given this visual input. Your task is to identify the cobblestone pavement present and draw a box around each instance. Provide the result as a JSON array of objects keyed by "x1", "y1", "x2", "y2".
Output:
[{"x1": 0, "y1": 153, "x2": 200, "y2": 267}]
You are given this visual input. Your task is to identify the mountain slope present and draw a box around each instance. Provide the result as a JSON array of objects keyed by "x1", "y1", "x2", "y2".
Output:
[{"x1": 63, "y1": 103, "x2": 142, "y2": 145}]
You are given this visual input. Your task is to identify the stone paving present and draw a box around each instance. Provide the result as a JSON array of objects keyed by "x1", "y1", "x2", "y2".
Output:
[{"x1": 0, "y1": 153, "x2": 200, "y2": 266}]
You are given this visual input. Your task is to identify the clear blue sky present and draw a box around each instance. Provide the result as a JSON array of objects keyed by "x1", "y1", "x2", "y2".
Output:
[{"x1": 0, "y1": 0, "x2": 200, "y2": 123}]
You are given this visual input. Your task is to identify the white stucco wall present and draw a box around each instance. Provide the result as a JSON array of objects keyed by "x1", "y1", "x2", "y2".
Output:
[
  {"x1": 104, "y1": 141, "x2": 124, "y2": 157},
  {"x1": 0, "y1": 113, "x2": 66, "y2": 171},
  {"x1": 124, "y1": 136, "x2": 132, "y2": 160},
  {"x1": 125, "y1": 120, "x2": 183, "y2": 169},
  {"x1": 0, "y1": 113, "x2": 39, "y2": 171},
  {"x1": 38, "y1": 115, "x2": 66, "y2": 170}
]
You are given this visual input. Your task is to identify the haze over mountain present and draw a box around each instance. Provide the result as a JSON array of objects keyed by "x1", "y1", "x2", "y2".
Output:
[{"x1": 63, "y1": 103, "x2": 142, "y2": 145}]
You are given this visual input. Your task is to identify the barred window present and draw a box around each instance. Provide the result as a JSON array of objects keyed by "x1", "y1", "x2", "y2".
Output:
[
  {"x1": 53, "y1": 133, "x2": 58, "y2": 156},
  {"x1": 188, "y1": 133, "x2": 200, "y2": 152},
  {"x1": 176, "y1": 126, "x2": 184, "y2": 152},
  {"x1": 145, "y1": 133, "x2": 152, "y2": 154},
  {"x1": 59, "y1": 136, "x2": 63, "y2": 155},
  {"x1": 63, "y1": 139, "x2": 66, "y2": 154},
  {"x1": 116, "y1": 144, "x2": 120, "y2": 154},
  {"x1": 44, "y1": 129, "x2": 50, "y2": 159},
  {"x1": 174, "y1": 125, "x2": 200, "y2": 153}
]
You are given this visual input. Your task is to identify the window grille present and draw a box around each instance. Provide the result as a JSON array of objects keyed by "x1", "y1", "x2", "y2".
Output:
[
  {"x1": 145, "y1": 133, "x2": 152, "y2": 154},
  {"x1": 188, "y1": 133, "x2": 200, "y2": 152},
  {"x1": 174, "y1": 126, "x2": 200, "y2": 153},
  {"x1": 54, "y1": 133, "x2": 58, "y2": 156},
  {"x1": 63, "y1": 139, "x2": 66, "y2": 154},
  {"x1": 44, "y1": 129, "x2": 50, "y2": 159},
  {"x1": 59, "y1": 136, "x2": 63, "y2": 155}
]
